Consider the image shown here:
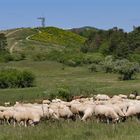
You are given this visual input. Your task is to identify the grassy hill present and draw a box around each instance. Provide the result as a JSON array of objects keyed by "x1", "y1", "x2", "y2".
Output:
[
  {"x1": 2, "y1": 27, "x2": 86, "y2": 59},
  {"x1": 30, "y1": 27, "x2": 86, "y2": 48}
]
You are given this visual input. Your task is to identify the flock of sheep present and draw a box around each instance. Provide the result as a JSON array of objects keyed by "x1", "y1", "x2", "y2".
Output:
[{"x1": 0, "y1": 93, "x2": 140, "y2": 127}]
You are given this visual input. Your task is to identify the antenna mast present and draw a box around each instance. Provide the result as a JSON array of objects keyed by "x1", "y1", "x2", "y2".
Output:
[{"x1": 37, "y1": 17, "x2": 46, "y2": 27}]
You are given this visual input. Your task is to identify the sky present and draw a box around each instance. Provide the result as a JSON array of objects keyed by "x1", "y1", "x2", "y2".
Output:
[{"x1": 0, "y1": 0, "x2": 140, "y2": 31}]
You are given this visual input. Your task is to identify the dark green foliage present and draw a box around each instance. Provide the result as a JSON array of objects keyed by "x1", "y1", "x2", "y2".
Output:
[
  {"x1": 0, "y1": 33, "x2": 7, "y2": 51},
  {"x1": 32, "y1": 52, "x2": 48, "y2": 61},
  {"x1": 88, "y1": 64, "x2": 98, "y2": 72},
  {"x1": 127, "y1": 27, "x2": 140, "y2": 53},
  {"x1": 70, "y1": 26, "x2": 99, "y2": 38},
  {"x1": 83, "y1": 27, "x2": 140, "y2": 59},
  {"x1": 0, "y1": 52, "x2": 13, "y2": 62},
  {"x1": 12, "y1": 52, "x2": 26, "y2": 61},
  {"x1": 57, "y1": 87, "x2": 71, "y2": 101},
  {"x1": 0, "y1": 68, "x2": 35, "y2": 88},
  {"x1": 129, "y1": 53, "x2": 140, "y2": 63},
  {"x1": 82, "y1": 30, "x2": 109, "y2": 53},
  {"x1": 0, "y1": 52, "x2": 25, "y2": 63}
]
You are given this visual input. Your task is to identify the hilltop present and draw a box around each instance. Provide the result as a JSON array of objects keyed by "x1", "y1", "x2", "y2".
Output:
[{"x1": 70, "y1": 26, "x2": 101, "y2": 38}]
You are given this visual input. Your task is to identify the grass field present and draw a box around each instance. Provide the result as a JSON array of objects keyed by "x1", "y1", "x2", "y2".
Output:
[
  {"x1": 0, "y1": 60, "x2": 140, "y2": 104},
  {"x1": 0, "y1": 119, "x2": 140, "y2": 140}
]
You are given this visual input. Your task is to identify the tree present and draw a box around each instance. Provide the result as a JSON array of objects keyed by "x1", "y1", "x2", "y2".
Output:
[
  {"x1": 0, "y1": 33, "x2": 7, "y2": 52},
  {"x1": 114, "y1": 59, "x2": 140, "y2": 80}
]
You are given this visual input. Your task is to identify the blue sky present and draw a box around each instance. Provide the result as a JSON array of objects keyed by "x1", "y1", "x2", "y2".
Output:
[{"x1": 0, "y1": 0, "x2": 140, "y2": 31}]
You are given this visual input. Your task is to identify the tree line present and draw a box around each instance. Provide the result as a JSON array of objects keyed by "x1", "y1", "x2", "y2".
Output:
[{"x1": 81, "y1": 26, "x2": 140, "y2": 61}]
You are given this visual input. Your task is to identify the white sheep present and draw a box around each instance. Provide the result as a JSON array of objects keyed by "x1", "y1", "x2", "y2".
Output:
[
  {"x1": 94, "y1": 94, "x2": 110, "y2": 101},
  {"x1": 94, "y1": 105, "x2": 119, "y2": 123}
]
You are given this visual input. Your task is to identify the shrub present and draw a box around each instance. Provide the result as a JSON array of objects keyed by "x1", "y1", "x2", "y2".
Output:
[
  {"x1": 114, "y1": 59, "x2": 140, "y2": 80},
  {"x1": 12, "y1": 52, "x2": 26, "y2": 61},
  {"x1": 66, "y1": 59, "x2": 77, "y2": 67},
  {"x1": 129, "y1": 53, "x2": 140, "y2": 64},
  {"x1": 0, "y1": 52, "x2": 13, "y2": 63},
  {"x1": 57, "y1": 87, "x2": 71, "y2": 101},
  {"x1": 32, "y1": 52, "x2": 47, "y2": 61},
  {"x1": 32, "y1": 52, "x2": 48, "y2": 61},
  {"x1": 102, "y1": 55, "x2": 114, "y2": 73},
  {"x1": 84, "y1": 53, "x2": 104, "y2": 64},
  {"x1": 88, "y1": 64, "x2": 98, "y2": 72},
  {"x1": 0, "y1": 68, "x2": 35, "y2": 88}
]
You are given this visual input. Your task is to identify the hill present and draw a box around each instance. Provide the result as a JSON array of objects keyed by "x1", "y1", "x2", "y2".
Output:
[
  {"x1": 30, "y1": 27, "x2": 86, "y2": 48},
  {"x1": 1, "y1": 27, "x2": 86, "y2": 58}
]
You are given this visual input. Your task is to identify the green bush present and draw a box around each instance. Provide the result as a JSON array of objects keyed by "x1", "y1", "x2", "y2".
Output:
[
  {"x1": 0, "y1": 68, "x2": 35, "y2": 88},
  {"x1": 12, "y1": 53, "x2": 26, "y2": 61},
  {"x1": 66, "y1": 59, "x2": 77, "y2": 67},
  {"x1": 0, "y1": 52, "x2": 13, "y2": 63},
  {"x1": 88, "y1": 64, "x2": 98, "y2": 72},
  {"x1": 114, "y1": 59, "x2": 140, "y2": 80},
  {"x1": 129, "y1": 53, "x2": 140, "y2": 63},
  {"x1": 57, "y1": 87, "x2": 71, "y2": 101},
  {"x1": 102, "y1": 55, "x2": 114, "y2": 73},
  {"x1": 84, "y1": 53, "x2": 104, "y2": 64},
  {"x1": 32, "y1": 52, "x2": 48, "y2": 61},
  {"x1": 46, "y1": 50, "x2": 84, "y2": 67}
]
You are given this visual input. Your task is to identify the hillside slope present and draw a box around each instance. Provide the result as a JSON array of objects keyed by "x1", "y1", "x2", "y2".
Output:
[
  {"x1": 2, "y1": 27, "x2": 86, "y2": 55},
  {"x1": 30, "y1": 27, "x2": 86, "y2": 48}
]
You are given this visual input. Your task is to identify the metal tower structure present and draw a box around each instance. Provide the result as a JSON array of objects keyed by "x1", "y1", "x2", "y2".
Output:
[{"x1": 37, "y1": 17, "x2": 46, "y2": 27}]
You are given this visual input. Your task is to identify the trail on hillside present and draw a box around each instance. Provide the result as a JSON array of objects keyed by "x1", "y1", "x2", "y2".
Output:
[
  {"x1": 9, "y1": 40, "x2": 22, "y2": 54},
  {"x1": 7, "y1": 28, "x2": 41, "y2": 54},
  {"x1": 6, "y1": 29, "x2": 23, "y2": 54},
  {"x1": 26, "y1": 29, "x2": 42, "y2": 41},
  {"x1": 6, "y1": 29, "x2": 22, "y2": 37}
]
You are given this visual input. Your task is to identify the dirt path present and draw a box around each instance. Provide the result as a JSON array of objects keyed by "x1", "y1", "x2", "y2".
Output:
[
  {"x1": 26, "y1": 29, "x2": 42, "y2": 41},
  {"x1": 6, "y1": 29, "x2": 23, "y2": 54},
  {"x1": 6, "y1": 29, "x2": 22, "y2": 37},
  {"x1": 8, "y1": 28, "x2": 41, "y2": 54}
]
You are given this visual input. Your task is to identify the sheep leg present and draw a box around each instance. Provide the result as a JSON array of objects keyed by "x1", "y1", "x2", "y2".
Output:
[
  {"x1": 7, "y1": 119, "x2": 10, "y2": 125},
  {"x1": 14, "y1": 120, "x2": 16, "y2": 127},
  {"x1": 24, "y1": 120, "x2": 27, "y2": 127},
  {"x1": 107, "y1": 118, "x2": 110, "y2": 124}
]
